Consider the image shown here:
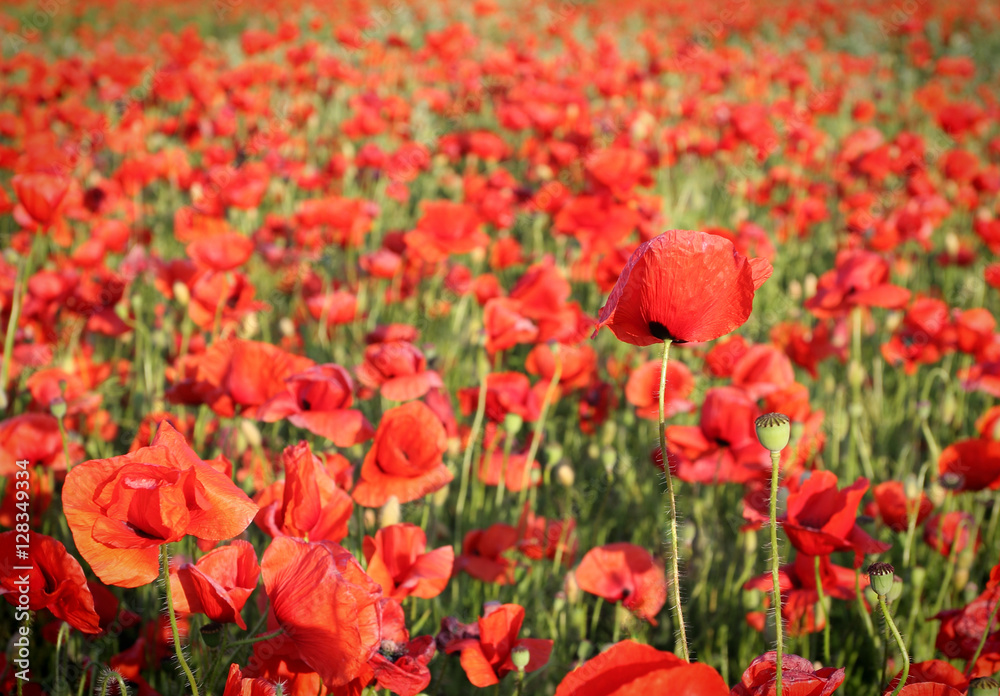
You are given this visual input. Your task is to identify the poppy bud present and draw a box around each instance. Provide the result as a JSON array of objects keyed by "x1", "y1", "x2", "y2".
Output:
[
  {"x1": 847, "y1": 360, "x2": 866, "y2": 389},
  {"x1": 755, "y1": 413, "x2": 790, "y2": 452},
  {"x1": 867, "y1": 562, "x2": 895, "y2": 597},
  {"x1": 504, "y1": 413, "x2": 523, "y2": 435},
  {"x1": 200, "y1": 622, "x2": 223, "y2": 648},
  {"x1": 970, "y1": 677, "x2": 1000, "y2": 696},
  {"x1": 942, "y1": 391, "x2": 957, "y2": 424},
  {"x1": 50, "y1": 397, "x2": 67, "y2": 419},
  {"x1": 173, "y1": 281, "x2": 190, "y2": 307},
  {"x1": 511, "y1": 646, "x2": 530, "y2": 672},
  {"x1": 554, "y1": 461, "x2": 575, "y2": 488},
  {"x1": 917, "y1": 400, "x2": 931, "y2": 421},
  {"x1": 379, "y1": 496, "x2": 401, "y2": 529},
  {"x1": 887, "y1": 577, "x2": 903, "y2": 603}
]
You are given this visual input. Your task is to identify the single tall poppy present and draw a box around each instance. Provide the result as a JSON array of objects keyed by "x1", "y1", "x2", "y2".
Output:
[{"x1": 594, "y1": 230, "x2": 772, "y2": 346}]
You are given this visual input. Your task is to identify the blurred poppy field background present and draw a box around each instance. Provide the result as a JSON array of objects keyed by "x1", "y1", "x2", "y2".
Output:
[{"x1": 2, "y1": 0, "x2": 1000, "y2": 694}]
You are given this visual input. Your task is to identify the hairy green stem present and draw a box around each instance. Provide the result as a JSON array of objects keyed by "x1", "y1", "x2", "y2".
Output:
[
  {"x1": 657, "y1": 339, "x2": 689, "y2": 661},
  {"x1": 161, "y1": 545, "x2": 201, "y2": 696},
  {"x1": 769, "y1": 449, "x2": 784, "y2": 696},
  {"x1": 815, "y1": 555, "x2": 831, "y2": 663},
  {"x1": 879, "y1": 595, "x2": 909, "y2": 696}
]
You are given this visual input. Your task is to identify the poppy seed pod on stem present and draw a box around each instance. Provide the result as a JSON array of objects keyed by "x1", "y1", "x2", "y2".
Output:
[
  {"x1": 867, "y1": 562, "x2": 896, "y2": 597},
  {"x1": 755, "y1": 413, "x2": 791, "y2": 452},
  {"x1": 970, "y1": 677, "x2": 1000, "y2": 696}
]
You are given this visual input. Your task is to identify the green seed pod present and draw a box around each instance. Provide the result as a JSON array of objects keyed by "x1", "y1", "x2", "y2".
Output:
[
  {"x1": 887, "y1": 577, "x2": 903, "y2": 603},
  {"x1": 511, "y1": 646, "x2": 530, "y2": 671},
  {"x1": 867, "y1": 562, "x2": 896, "y2": 598},
  {"x1": 504, "y1": 413, "x2": 524, "y2": 436},
  {"x1": 200, "y1": 622, "x2": 223, "y2": 648},
  {"x1": 755, "y1": 413, "x2": 791, "y2": 452},
  {"x1": 50, "y1": 397, "x2": 67, "y2": 419},
  {"x1": 969, "y1": 677, "x2": 1000, "y2": 696}
]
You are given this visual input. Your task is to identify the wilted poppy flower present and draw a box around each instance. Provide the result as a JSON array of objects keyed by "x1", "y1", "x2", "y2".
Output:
[
  {"x1": 871, "y1": 480, "x2": 933, "y2": 532},
  {"x1": 257, "y1": 364, "x2": 374, "y2": 448},
  {"x1": 938, "y1": 438, "x2": 1000, "y2": 491},
  {"x1": 364, "y1": 523, "x2": 454, "y2": 600},
  {"x1": 731, "y1": 652, "x2": 845, "y2": 695},
  {"x1": 354, "y1": 341, "x2": 443, "y2": 401},
  {"x1": 223, "y1": 663, "x2": 277, "y2": 696},
  {"x1": 170, "y1": 540, "x2": 259, "y2": 629},
  {"x1": 594, "y1": 229, "x2": 772, "y2": 346},
  {"x1": 444, "y1": 603, "x2": 552, "y2": 687},
  {"x1": 574, "y1": 542, "x2": 667, "y2": 624},
  {"x1": 782, "y1": 471, "x2": 889, "y2": 560},
  {"x1": 0, "y1": 531, "x2": 101, "y2": 634},
  {"x1": 254, "y1": 441, "x2": 354, "y2": 543},
  {"x1": 352, "y1": 401, "x2": 452, "y2": 507},
  {"x1": 624, "y1": 358, "x2": 695, "y2": 420},
  {"x1": 261, "y1": 537, "x2": 382, "y2": 687},
  {"x1": 555, "y1": 640, "x2": 729, "y2": 696},
  {"x1": 455, "y1": 523, "x2": 519, "y2": 584},
  {"x1": 63, "y1": 423, "x2": 258, "y2": 587},
  {"x1": 883, "y1": 660, "x2": 968, "y2": 696}
]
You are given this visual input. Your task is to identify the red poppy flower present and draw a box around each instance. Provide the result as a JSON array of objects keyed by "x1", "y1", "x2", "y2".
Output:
[
  {"x1": 170, "y1": 540, "x2": 259, "y2": 629},
  {"x1": 933, "y1": 566, "x2": 1000, "y2": 678},
  {"x1": 805, "y1": 250, "x2": 911, "y2": 318},
  {"x1": 574, "y1": 542, "x2": 667, "y2": 625},
  {"x1": 0, "y1": 531, "x2": 101, "y2": 634},
  {"x1": 257, "y1": 364, "x2": 374, "y2": 448},
  {"x1": 924, "y1": 511, "x2": 980, "y2": 557},
  {"x1": 444, "y1": 603, "x2": 552, "y2": 687},
  {"x1": 624, "y1": 358, "x2": 695, "y2": 420},
  {"x1": 731, "y1": 652, "x2": 845, "y2": 695},
  {"x1": 455, "y1": 523, "x2": 519, "y2": 584},
  {"x1": 782, "y1": 471, "x2": 889, "y2": 560},
  {"x1": 745, "y1": 553, "x2": 865, "y2": 636},
  {"x1": 525, "y1": 343, "x2": 597, "y2": 392},
  {"x1": 223, "y1": 663, "x2": 277, "y2": 696},
  {"x1": 169, "y1": 339, "x2": 315, "y2": 418},
  {"x1": 12, "y1": 172, "x2": 69, "y2": 227},
  {"x1": 0, "y1": 413, "x2": 80, "y2": 473},
  {"x1": 354, "y1": 341, "x2": 443, "y2": 401},
  {"x1": 363, "y1": 523, "x2": 454, "y2": 600},
  {"x1": 594, "y1": 229, "x2": 772, "y2": 346},
  {"x1": 261, "y1": 537, "x2": 382, "y2": 688},
  {"x1": 63, "y1": 423, "x2": 258, "y2": 587},
  {"x1": 483, "y1": 297, "x2": 539, "y2": 355},
  {"x1": 882, "y1": 660, "x2": 968, "y2": 696},
  {"x1": 871, "y1": 481, "x2": 933, "y2": 532},
  {"x1": 731, "y1": 344, "x2": 796, "y2": 400},
  {"x1": 661, "y1": 386, "x2": 770, "y2": 485},
  {"x1": 457, "y1": 372, "x2": 541, "y2": 424},
  {"x1": 352, "y1": 401, "x2": 451, "y2": 507},
  {"x1": 254, "y1": 442, "x2": 354, "y2": 543},
  {"x1": 938, "y1": 438, "x2": 1000, "y2": 491},
  {"x1": 555, "y1": 640, "x2": 729, "y2": 696},
  {"x1": 404, "y1": 200, "x2": 488, "y2": 263},
  {"x1": 346, "y1": 597, "x2": 437, "y2": 696},
  {"x1": 188, "y1": 271, "x2": 267, "y2": 330},
  {"x1": 187, "y1": 232, "x2": 255, "y2": 272},
  {"x1": 516, "y1": 507, "x2": 578, "y2": 566}
]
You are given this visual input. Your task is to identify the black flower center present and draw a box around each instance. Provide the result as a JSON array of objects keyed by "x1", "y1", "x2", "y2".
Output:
[{"x1": 648, "y1": 321, "x2": 685, "y2": 343}]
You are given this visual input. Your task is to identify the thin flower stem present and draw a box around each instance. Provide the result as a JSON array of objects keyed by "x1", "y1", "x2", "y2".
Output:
[
  {"x1": 814, "y1": 555, "x2": 831, "y2": 664},
  {"x1": 878, "y1": 595, "x2": 909, "y2": 696},
  {"x1": 658, "y1": 339, "x2": 689, "y2": 661},
  {"x1": 55, "y1": 621, "x2": 71, "y2": 694},
  {"x1": 160, "y1": 545, "x2": 201, "y2": 696},
  {"x1": 966, "y1": 591, "x2": 1000, "y2": 677},
  {"x1": 226, "y1": 627, "x2": 285, "y2": 648},
  {"x1": 519, "y1": 346, "x2": 562, "y2": 513},
  {"x1": 769, "y1": 449, "x2": 784, "y2": 696},
  {"x1": 454, "y1": 348, "x2": 489, "y2": 542},
  {"x1": 855, "y1": 569, "x2": 877, "y2": 642}
]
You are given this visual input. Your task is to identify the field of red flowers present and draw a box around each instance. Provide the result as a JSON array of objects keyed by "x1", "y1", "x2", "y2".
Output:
[{"x1": 2, "y1": 0, "x2": 1000, "y2": 694}]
